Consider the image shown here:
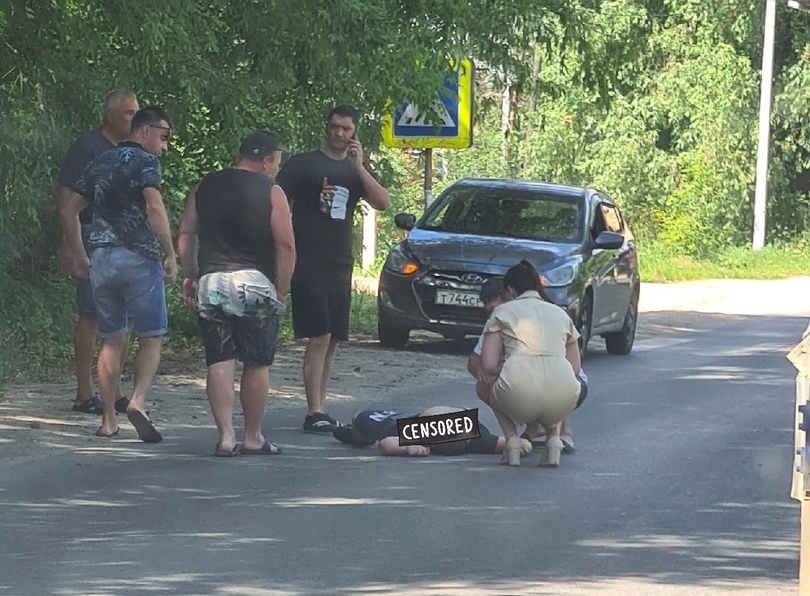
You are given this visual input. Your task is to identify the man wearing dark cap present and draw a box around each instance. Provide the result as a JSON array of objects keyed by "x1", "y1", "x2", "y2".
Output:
[{"x1": 177, "y1": 130, "x2": 296, "y2": 457}]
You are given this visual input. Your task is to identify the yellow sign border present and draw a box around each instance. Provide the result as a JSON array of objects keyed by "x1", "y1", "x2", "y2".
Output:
[{"x1": 381, "y1": 59, "x2": 474, "y2": 150}]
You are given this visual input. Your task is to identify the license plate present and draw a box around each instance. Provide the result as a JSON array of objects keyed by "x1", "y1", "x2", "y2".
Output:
[{"x1": 435, "y1": 290, "x2": 483, "y2": 308}]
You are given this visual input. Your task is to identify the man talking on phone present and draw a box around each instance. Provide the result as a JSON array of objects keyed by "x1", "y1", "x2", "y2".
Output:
[{"x1": 276, "y1": 105, "x2": 391, "y2": 434}]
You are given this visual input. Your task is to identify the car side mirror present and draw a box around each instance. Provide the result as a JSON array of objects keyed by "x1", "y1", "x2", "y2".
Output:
[
  {"x1": 593, "y1": 231, "x2": 624, "y2": 250},
  {"x1": 395, "y1": 213, "x2": 416, "y2": 231}
]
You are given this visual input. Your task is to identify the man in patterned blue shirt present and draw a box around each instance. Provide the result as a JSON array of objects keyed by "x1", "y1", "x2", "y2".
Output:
[{"x1": 60, "y1": 106, "x2": 177, "y2": 442}]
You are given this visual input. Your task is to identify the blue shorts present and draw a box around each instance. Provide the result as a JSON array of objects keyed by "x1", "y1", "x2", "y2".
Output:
[{"x1": 89, "y1": 247, "x2": 168, "y2": 339}]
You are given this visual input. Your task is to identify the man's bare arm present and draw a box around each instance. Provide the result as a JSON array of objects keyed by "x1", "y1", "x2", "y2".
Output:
[
  {"x1": 59, "y1": 191, "x2": 90, "y2": 276},
  {"x1": 55, "y1": 185, "x2": 76, "y2": 273},
  {"x1": 177, "y1": 186, "x2": 199, "y2": 280},
  {"x1": 467, "y1": 353, "x2": 482, "y2": 378},
  {"x1": 378, "y1": 437, "x2": 430, "y2": 457},
  {"x1": 357, "y1": 167, "x2": 391, "y2": 211},
  {"x1": 269, "y1": 185, "x2": 296, "y2": 300},
  {"x1": 55, "y1": 184, "x2": 74, "y2": 226},
  {"x1": 143, "y1": 187, "x2": 175, "y2": 258}
]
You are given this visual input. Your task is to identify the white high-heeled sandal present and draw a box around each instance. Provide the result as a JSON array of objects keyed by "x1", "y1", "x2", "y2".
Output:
[
  {"x1": 540, "y1": 435, "x2": 563, "y2": 467},
  {"x1": 500, "y1": 436, "x2": 522, "y2": 467}
]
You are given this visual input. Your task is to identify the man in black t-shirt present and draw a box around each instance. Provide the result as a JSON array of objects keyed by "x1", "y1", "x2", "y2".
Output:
[
  {"x1": 277, "y1": 105, "x2": 391, "y2": 434},
  {"x1": 55, "y1": 90, "x2": 139, "y2": 416}
]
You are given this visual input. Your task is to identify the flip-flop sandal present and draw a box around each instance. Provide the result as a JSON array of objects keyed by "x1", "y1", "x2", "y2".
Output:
[
  {"x1": 95, "y1": 427, "x2": 120, "y2": 437},
  {"x1": 114, "y1": 397, "x2": 131, "y2": 414},
  {"x1": 241, "y1": 441, "x2": 282, "y2": 456},
  {"x1": 126, "y1": 410, "x2": 162, "y2": 443},
  {"x1": 73, "y1": 396, "x2": 103, "y2": 415},
  {"x1": 214, "y1": 443, "x2": 242, "y2": 457}
]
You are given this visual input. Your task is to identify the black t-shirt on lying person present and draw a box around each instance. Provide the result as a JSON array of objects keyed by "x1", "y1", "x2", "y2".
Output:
[{"x1": 276, "y1": 150, "x2": 366, "y2": 266}]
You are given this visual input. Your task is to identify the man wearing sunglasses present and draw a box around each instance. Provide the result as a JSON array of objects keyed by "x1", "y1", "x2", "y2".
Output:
[{"x1": 60, "y1": 106, "x2": 176, "y2": 442}]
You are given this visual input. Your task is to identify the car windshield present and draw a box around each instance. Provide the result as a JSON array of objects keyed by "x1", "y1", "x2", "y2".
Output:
[{"x1": 420, "y1": 186, "x2": 584, "y2": 243}]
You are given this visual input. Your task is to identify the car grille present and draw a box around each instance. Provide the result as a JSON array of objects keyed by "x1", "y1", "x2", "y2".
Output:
[{"x1": 414, "y1": 269, "x2": 491, "y2": 326}]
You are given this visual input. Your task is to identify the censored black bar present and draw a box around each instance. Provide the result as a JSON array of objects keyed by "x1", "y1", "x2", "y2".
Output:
[{"x1": 396, "y1": 409, "x2": 481, "y2": 447}]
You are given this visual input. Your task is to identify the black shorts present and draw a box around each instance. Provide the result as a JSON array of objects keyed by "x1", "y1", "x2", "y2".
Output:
[
  {"x1": 463, "y1": 423, "x2": 500, "y2": 455},
  {"x1": 198, "y1": 314, "x2": 280, "y2": 368},
  {"x1": 290, "y1": 259, "x2": 353, "y2": 341}
]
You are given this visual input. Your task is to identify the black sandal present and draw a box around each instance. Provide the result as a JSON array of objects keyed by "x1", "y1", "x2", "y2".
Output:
[
  {"x1": 72, "y1": 396, "x2": 102, "y2": 415},
  {"x1": 114, "y1": 397, "x2": 131, "y2": 414}
]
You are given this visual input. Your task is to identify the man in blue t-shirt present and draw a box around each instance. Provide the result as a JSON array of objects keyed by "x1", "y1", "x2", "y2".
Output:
[
  {"x1": 55, "y1": 90, "x2": 139, "y2": 416},
  {"x1": 60, "y1": 106, "x2": 177, "y2": 442}
]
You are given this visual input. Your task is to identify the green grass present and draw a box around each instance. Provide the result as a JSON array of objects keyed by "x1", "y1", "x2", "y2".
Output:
[{"x1": 639, "y1": 244, "x2": 810, "y2": 282}]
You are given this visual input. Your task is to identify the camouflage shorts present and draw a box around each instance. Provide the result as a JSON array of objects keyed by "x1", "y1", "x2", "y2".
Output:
[
  {"x1": 196, "y1": 269, "x2": 284, "y2": 367},
  {"x1": 197, "y1": 269, "x2": 285, "y2": 322}
]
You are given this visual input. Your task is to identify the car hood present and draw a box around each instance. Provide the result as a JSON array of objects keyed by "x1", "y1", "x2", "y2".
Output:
[{"x1": 402, "y1": 229, "x2": 580, "y2": 273}]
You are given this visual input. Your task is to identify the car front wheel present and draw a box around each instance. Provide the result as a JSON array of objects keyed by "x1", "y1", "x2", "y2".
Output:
[
  {"x1": 378, "y1": 322, "x2": 410, "y2": 349},
  {"x1": 605, "y1": 289, "x2": 638, "y2": 355},
  {"x1": 578, "y1": 291, "x2": 593, "y2": 360}
]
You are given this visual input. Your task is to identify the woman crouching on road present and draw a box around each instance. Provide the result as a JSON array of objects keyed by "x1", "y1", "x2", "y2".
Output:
[{"x1": 476, "y1": 260, "x2": 583, "y2": 468}]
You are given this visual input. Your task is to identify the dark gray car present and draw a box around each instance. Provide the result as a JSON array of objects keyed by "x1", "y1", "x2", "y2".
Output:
[{"x1": 376, "y1": 178, "x2": 640, "y2": 357}]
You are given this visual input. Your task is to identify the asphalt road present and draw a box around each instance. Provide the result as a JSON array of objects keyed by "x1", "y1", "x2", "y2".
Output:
[{"x1": 0, "y1": 307, "x2": 806, "y2": 595}]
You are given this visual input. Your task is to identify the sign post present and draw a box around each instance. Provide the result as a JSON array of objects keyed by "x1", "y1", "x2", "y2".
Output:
[
  {"x1": 382, "y1": 58, "x2": 474, "y2": 209},
  {"x1": 424, "y1": 148, "x2": 433, "y2": 207}
]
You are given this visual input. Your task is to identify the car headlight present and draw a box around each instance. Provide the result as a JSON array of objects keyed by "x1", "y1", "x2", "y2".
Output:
[
  {"x1": 540, "y1": 259, "x2": 580, "y2": 287},
  {"x1": 384, "y1": 245, "x2": 420, "y2": 275}
]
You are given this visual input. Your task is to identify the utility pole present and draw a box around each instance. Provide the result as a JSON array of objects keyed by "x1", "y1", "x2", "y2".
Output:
[
  {"x1": 753, "y1": 0, "x2": 777, "y2": 251},
  {"x1": 424, "y1": 148, "x2": 433, "y2": 207}
]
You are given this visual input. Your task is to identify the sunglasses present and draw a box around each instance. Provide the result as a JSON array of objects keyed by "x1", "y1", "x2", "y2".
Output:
[{"x1": 148, "y1": 124, "x2": 173, "y2": 140}]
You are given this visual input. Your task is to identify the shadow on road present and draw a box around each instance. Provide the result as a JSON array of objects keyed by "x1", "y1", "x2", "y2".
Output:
[{"x1": 0, "y1": 310, "x2": 804, "y2": 595}]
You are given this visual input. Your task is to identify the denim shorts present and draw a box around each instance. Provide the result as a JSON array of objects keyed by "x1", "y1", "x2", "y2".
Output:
[{"x1": 89, "y1": 246, "x2": 168, "y2": 339}]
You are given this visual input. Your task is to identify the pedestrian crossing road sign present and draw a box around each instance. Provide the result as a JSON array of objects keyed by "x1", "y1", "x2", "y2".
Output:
[{"x1": 381, "y1": 58, "x2": 474, "y2": 150}]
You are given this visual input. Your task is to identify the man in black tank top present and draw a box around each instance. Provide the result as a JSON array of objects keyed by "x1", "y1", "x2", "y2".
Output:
[
  {"x1": 276, "y1": 105, "x2": 391, "y2": 435},
  {"x1": 177, "y1": 131, "x2": 296, "y2": 457}
]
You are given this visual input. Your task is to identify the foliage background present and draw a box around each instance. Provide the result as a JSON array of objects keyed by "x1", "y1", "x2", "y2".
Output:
[{"x1": 2, "y1": 0, "x2": 810, "y2": 379}]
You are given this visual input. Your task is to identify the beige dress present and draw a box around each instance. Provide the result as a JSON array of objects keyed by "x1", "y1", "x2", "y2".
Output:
[{"x1": 486, "y1": 291, "x2": 582, "y2": 427}]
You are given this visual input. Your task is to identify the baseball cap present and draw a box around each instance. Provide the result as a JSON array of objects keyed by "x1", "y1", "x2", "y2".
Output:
[{"x1": 239, "y1": 130, "x2": 285, "y2": 158}]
